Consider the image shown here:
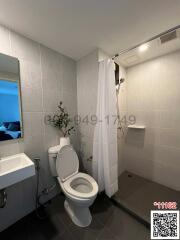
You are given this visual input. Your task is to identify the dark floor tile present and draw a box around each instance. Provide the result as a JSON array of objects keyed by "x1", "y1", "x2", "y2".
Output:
[
  {"x1": 104, "y1": 206, "x2": 150, "y2": 240},
  {"x1": 1, "y1": 227, "x2": 28, "y2": 240},
  {"x1": 28, "y1": 231, "x2": 47, "y2": 240},
  {"x1": 54, "y1": 230, "x2": 74, "y2": 240},
  {"x1": 112, "y1": 171, "x2": 180, "y2": 224},
  {"x1": 1, "y1": 199, "x2": 67, "y2": 240},
  {"x1": 47, "y1": 194, "x2": 73, "y2": 227},
  {"x1": 91, "y1": 194, "x2": 114, "y2": 226},
  {"x1": 67, "y1": 217, "x2": 104, "y2": 240},
  {"x1": 97, "y1": 228, "x2": 117, "y2": 240},
  {"x1": 135, "y1": 227, "x2": 150, "y2": 240},
  {"x1": 0, "y1": 215, "x2": 29, "y2": 240},
  {"x1": 1, "y1": 194, "x2": 150, "y2": 240},
  {"x1": 27, "y1": 213, "x2": 66, "y2": 240}
]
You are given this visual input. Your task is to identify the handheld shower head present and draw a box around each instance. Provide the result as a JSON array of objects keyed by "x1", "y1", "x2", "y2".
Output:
[
  {"x1": 120, "y1": 78, "x2": 125, "y2": 84},
  {"x1": 114, "y1": 62, "x2": 125, "y2": 91},
  {"x1": 116, "y1": 78, "x2": 125, "y2": 91}
]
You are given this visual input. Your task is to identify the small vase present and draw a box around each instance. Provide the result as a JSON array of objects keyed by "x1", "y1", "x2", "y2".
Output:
[{"x1": 59, "y1": 137, "x2": 70, "y2": 149}]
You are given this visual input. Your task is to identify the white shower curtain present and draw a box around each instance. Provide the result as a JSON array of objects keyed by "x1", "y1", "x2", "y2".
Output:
[{"x1": 93, "y1": 59, "x2": 118, "y2": 197}]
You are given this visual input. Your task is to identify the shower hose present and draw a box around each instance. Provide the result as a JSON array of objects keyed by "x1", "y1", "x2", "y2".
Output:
[{"x1": 34, "y1": 158, "x2": 56, "y2": 220}]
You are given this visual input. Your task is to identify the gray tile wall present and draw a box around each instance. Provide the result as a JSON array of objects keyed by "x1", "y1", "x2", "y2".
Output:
[
  {"x1": 0, "y1": 25, "x2": 78, "y2": 231},
  {"x1": 77, "y1": 50, "x2": 99, "y2": 174},
  {"x1": 123, "y1": 50, "x2": 180, "y2": 191}
]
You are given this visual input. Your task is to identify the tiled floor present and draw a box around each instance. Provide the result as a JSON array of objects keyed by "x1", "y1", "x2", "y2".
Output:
[
  {"x1": 112, "y1": 171, "x2": 180, "y2": 224},
  {"x1": 1, "y1": 194, "x2": 150, "y2": 240}
]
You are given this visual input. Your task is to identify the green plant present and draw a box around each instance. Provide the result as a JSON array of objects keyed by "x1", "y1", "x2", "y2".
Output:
[{"x1": 51, "y1": 102, "x2": 74, "y2": 137}]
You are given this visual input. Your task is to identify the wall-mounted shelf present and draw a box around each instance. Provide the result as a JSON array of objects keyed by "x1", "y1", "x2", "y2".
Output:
[{"x1": 128, "y1": 125, "x2": 146, "y2": 130}]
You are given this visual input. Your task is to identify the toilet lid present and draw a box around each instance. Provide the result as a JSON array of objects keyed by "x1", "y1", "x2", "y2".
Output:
[{"x1": 56, "y1": 145, "x2": 79, "y2": 182}]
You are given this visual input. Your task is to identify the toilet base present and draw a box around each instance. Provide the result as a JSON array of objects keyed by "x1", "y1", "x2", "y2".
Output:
[{"x1": 64, "y1": 200, "x2": 92, "y2": 227}]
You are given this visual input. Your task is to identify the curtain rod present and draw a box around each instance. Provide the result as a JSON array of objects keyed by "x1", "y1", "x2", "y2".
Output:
[{"x1": 112, "y1": 25, "x2": 180, "y2": 60}]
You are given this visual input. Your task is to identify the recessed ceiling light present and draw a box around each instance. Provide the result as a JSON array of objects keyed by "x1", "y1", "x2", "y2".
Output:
[{"x1": 139, "y1": 44, "x2": 149, "y2": 52}]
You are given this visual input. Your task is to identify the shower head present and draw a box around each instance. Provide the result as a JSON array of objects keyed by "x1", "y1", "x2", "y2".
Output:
[
  {"x1": 120, "y1": 78, "x2": 125, "y2": 84},
  {"x1": 116, "y1": 78, "x2": 125, "y2": 91}
]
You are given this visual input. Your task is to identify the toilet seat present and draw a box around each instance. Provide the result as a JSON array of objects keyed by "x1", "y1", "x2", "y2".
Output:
[{"x1": 63, "y1": 172, "x2": 98, "y2": 199}]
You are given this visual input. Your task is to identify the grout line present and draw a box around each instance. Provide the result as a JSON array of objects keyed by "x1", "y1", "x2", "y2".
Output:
[
  {"x1": 8, "y1": 30, "x2": 12, "y2": 55},
  {"x1": 39, "y1": 44, "x2": 46, "y2": 146}
]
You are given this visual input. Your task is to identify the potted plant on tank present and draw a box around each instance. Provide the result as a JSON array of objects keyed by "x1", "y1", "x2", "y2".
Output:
[{"x1": 51, "y1": 101, "x2": 75, "y2": 147}]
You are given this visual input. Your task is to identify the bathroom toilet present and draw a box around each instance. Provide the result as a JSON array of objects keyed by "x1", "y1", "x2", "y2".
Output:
[{"x1": 48, "y1": 143, "x2": 98, "y2": 227}]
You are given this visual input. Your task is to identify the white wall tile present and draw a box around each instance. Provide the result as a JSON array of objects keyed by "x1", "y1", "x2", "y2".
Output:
[
  {"x1": 0, "y1": 24, "x2": 78, "y2": 231},
  {"x1": 124, "y1": 50, "x2": 180, "y2": 190},
  {"x1": 77, "y1": 50, "x2": 99, "y2": 174},
  {"x1": 159, "y1": 129, "x2": 180, "y2": 148},
  {"x1": 21, "y1": 87, "x2": 43, "y2": 112},
  {"x1": 43, "y1": 121, "x2": 60, "y2": 150},
  {"x1": 40, "y1": 45, "x2": 62, "y2": 72},
  {"x1": 20, "y1": 59, "x2": 42, "y2": 89},
  {"x1": 0, "y1": 140, "x2": 20, "y2": 157},
  {"x1": 0, "y1": 25, "x2": 11, "y2": 55},
  {"x1": 42, "y1": 88, "x2": 59, "y2": 112},
  {"x1": 23, "y1": 112, "x2": 44, "y2": 138},
  {"x1": 40, "y1": 45, "x2": 62, "y2": 91},
  {"x1": 62, "y1": 56, "x2": 77, "y2": 96},
  {"x1": 10, "y1": 31, "x2": 40, "y2": 64},
  {"x1": 23, "y1": 134, "x2": 44, "y2": 160}
]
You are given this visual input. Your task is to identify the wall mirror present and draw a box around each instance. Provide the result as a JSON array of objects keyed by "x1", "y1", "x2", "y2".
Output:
[{"x1": 0, "y1": 53, "x2": 22, "y2": 141}]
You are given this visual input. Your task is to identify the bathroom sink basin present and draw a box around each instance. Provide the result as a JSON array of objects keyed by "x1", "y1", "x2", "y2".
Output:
[{"x1": 0, "y1": 153, "x2": 35, "y2": 190}]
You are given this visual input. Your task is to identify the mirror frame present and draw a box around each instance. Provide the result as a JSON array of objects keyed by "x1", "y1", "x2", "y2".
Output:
[{"x1": 0, "y1": 53, "x2": 23, "y2": 140}]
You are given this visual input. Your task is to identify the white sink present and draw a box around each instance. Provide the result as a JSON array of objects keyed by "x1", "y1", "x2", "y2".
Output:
[{"x1": 0, "y1": 153, "x2": 35, "y2": 190}]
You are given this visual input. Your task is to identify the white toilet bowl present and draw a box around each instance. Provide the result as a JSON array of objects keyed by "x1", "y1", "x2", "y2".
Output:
[
  {"x1": 48, "y1": 144, "x2": 98, "y2": 227},
  {"x1": 58, "y1": 172, "x2": 98, "y2": 227}
]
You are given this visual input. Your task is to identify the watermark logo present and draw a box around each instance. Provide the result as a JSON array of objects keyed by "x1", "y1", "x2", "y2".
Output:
[{"x1": 151, "y1": 202, "x2": 179, "y2": 239}]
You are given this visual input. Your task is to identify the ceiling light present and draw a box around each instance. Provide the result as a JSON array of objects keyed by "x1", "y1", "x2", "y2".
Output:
[{"x1": 139, "y1": 44, "x2": 149, "y2": 52}]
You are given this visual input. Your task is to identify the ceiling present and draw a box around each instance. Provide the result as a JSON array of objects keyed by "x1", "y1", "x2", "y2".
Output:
[
  {"x1": 0, "y1": 0, "x2": 180, "y2": 60},
  {"x1": 118, "y1": 27, "x2": 180, "y2": 67}
]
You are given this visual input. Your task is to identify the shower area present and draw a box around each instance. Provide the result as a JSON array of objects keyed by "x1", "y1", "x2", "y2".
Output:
[
  {"x1": 112, "y1": 25, "x2": 180, "y2": 224},
  {"x1": 77, "y1": 25, "x2": 180, "y2": 226}
]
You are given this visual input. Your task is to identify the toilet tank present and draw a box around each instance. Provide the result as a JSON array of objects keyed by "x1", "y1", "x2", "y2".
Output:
[{"x1": 48, "y1": 145, "x2": 62, "y2": 177}]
